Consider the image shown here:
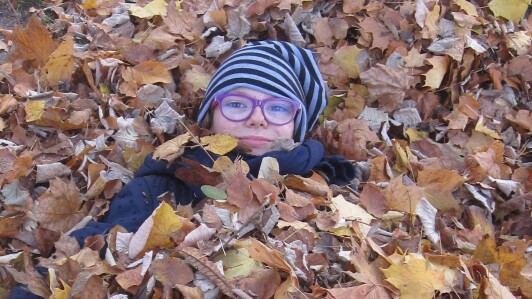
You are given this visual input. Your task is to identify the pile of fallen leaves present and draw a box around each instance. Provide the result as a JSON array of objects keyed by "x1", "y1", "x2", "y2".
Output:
[{"x1": 0, "y1": 0, "x2": 531, "y2": 298}]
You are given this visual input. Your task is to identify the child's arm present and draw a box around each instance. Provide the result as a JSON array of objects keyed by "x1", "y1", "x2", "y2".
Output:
[{"x1": 69, "y1": 173, "x2": 196, "y2": 247}]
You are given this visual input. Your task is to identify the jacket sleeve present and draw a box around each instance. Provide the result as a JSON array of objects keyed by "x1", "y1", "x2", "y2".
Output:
[
  {"x1": 314, "y1": 155, "x2": 356, "y2": 186},
  {"x1": 69, "y1": 174, "x2": 195, "y2": 247}
]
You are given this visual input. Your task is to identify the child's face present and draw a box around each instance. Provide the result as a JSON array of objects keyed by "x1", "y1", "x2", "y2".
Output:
[{"x1": 210, "y1": 87, "x2": 296, "y2": 155}]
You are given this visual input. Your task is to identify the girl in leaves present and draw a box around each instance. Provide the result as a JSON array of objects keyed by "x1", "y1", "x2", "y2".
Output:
[
  {"x1": 9, "y1": 41, "x2": 355, "y2": 298},
  {"x1": 66, "y1": 41, "x2": 356, "y2": 245}
]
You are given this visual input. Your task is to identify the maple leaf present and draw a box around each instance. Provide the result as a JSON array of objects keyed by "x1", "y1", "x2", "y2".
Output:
[
  {"x1": 382, "y1": 253, "x2": 457, "y2": 299},
  {"x1": 465, "y1": 141, "x2": 511, "y2": 182},
  {"x1": 32, "y1": 178, "x2": 88, "y2": 232},
  {"x1": 384, "y1": 175, "x2": 424, "y2": 214},
  {"x1": 10, "y1": 16, "x2": 57, "y2": 67},
  {"x1": 166, "y1": 5, "x2": 204, "y2": 40},
  {"x1": 360, "y1": 64, "x2": 417, "y2": 112},
  {"x1": 145, "y1": 201, "x2": 184, "y2": 250}
]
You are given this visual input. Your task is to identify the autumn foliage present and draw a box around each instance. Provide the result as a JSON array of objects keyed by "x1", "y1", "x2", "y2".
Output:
[{"x1": 0, "y1": 0, "x2": 531, "y2": 298}]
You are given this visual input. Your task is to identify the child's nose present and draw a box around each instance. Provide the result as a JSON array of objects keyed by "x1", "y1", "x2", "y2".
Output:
[{"x1": 245, "y1": 106, "x2": 268, "y2": 127}]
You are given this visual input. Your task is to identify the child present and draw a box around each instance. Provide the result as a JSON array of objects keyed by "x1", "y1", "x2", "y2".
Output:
[{"x1": 69, "y1": 40, "x2": 356, "y2": 244}]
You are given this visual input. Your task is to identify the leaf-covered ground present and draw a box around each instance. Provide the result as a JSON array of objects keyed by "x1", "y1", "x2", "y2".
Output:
[{"x1": 0, "y1": 0, "x2": 531, "y2": 298}]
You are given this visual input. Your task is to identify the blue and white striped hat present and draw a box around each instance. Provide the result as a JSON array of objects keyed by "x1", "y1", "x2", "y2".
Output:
[{"x1": 196, "y1": 41, "x2": 328, "y2": 142}]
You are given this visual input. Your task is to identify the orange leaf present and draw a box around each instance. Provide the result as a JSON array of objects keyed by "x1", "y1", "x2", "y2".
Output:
[
  {"x1": 122, "y1": 61, "x2": 172, "y2": 85},
  {"x1": 11, "y1": 16, "x2": 57, "y2": 67}
]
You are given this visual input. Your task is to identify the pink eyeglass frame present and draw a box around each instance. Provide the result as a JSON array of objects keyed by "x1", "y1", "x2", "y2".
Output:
[{"x1": 211, "y1": 93, "x2": 302, "y2": 125}]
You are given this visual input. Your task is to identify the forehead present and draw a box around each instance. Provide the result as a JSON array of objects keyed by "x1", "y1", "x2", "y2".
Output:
[{"x1": 227, "y1": 87, "x2": 274, "y2": 98}]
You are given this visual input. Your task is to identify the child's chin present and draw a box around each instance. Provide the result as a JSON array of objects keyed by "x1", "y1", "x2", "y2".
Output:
[{"x1": 236, "y1": 144, "x2": 270, "y2": 156}]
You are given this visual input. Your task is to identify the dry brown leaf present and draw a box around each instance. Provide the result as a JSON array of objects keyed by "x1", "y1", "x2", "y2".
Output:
[
  {"x1": 359, "y1": 64, "x2": 417, "y2": 112},
  {"x1": 226, "y1": 173, "x2": 253, "y2": 208},
  {"x1": 384, "y1": 175, "x2": 424, "y2": 214},
  {"x1": 32, "y1": 178, "x2": 88, "y2": 232},
  {"x1": 506, "y1": 109, "x2": 532, "y2": 131},
  {"x1": 152, "y1": 132, "x2": 192, "y2": 162},
  {"x1": 359, "y1": 183, "x2": 387, "y2": 218},
  {"x1": 465, "y1": 141, "x2": 511, "y2": 182},
  {"x1": 149, "y1": 257, "x2": 195, "y2": 293}
]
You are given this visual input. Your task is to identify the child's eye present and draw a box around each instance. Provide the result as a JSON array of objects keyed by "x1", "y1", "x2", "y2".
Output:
[
  {"x1": 225, "y1": 101, "x2": 247, "y2": 109},
  {"x1": 268, "y1": 105, "x2": 289, "y2": 112}
]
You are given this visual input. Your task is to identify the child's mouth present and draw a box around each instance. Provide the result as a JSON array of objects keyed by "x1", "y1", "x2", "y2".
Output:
[{"x1": 238, "y1": 136, "x2": 271, "y2": 148}]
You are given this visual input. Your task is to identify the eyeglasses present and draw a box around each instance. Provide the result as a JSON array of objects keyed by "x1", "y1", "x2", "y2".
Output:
[{"x1": 213, "y1": 93, "x2": 301, "y2": 125}]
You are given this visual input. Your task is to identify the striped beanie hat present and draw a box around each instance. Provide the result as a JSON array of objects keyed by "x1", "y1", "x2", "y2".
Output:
[{"x1": 196, "y1": 41, "x2": 328, "y2": 142}]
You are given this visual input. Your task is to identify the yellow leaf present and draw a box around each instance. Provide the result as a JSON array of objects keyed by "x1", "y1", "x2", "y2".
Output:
[
  {"x1": 184, "y1": 65, "x2": 212, "y2": 92},
  {"x1": 330, "y1": 195, "x2": 374, "y2": 223},
  {"x1": 333, "y1": 45, "x2": 362, "y2": 79},
  {"x1": 474, "y1": 115, "x2": 501, "y2": 139},
  {"x1": 123, "y1": 61, "x2": 172, "y2": 85},
  {"x1": 453, "y1": 0, "x2": 478, "y2": 16},
  {"x1": 53, "y1": 279, "x2": 71, "y2": 299},
  {"x1": 41, "y1": 36, "x2": 76, "y2": 86},
  {"x1": 153, "y1": 132, "x2": 192, "y2": 162},
  {"x1": 214, "y1": 248, "x2": 262, "y2": 280},
  {"x1": 175, "y1": 0, "x2": 183, "y2": 10},
  {"x1": 328, "y1": 225, "x2": 355, "y2": 237},
  {"x1": 423, "y1": 56, "x2": 449, "y2": 90},
  {"x1": 405, "y1": 128, "x2": 428, "y2": 141},
  {"x1": 82, "y1": 0, "x2": 100, "y2": 10},
  {"x1": 488, "y1": 0, "x2": 531, "y2": 22},
  {"x1": 145, "y1": 201, "x2": 183, "y2": 250},
  {"x1": 330, "y1": 194, "x2": 374, "y2": 238},
  {"x1": 129, "y1": 0, "x2": 168, "y2": 18},
  {"x1": 392, "y1": 139, "x2": 417, "y2": 173},
  {"x1": 25, "y1": 101, "x2": 45, "y2": 122},
  {"x1": 200, "y1": 134, "x2": 238, "y2": 155},
  {"x1": 382, "y1": 253, "x2": 457, "y2": 299}
]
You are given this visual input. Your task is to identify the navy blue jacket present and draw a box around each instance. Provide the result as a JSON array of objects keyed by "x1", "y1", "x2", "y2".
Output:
[{"x1": 69, "y1": 140, "x2": 355, "y2": 245}]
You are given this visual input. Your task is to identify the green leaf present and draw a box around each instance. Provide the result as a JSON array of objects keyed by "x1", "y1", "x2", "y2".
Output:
[{"x1": 201, "y1": 185, "x2": 227, "y2": 201}]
